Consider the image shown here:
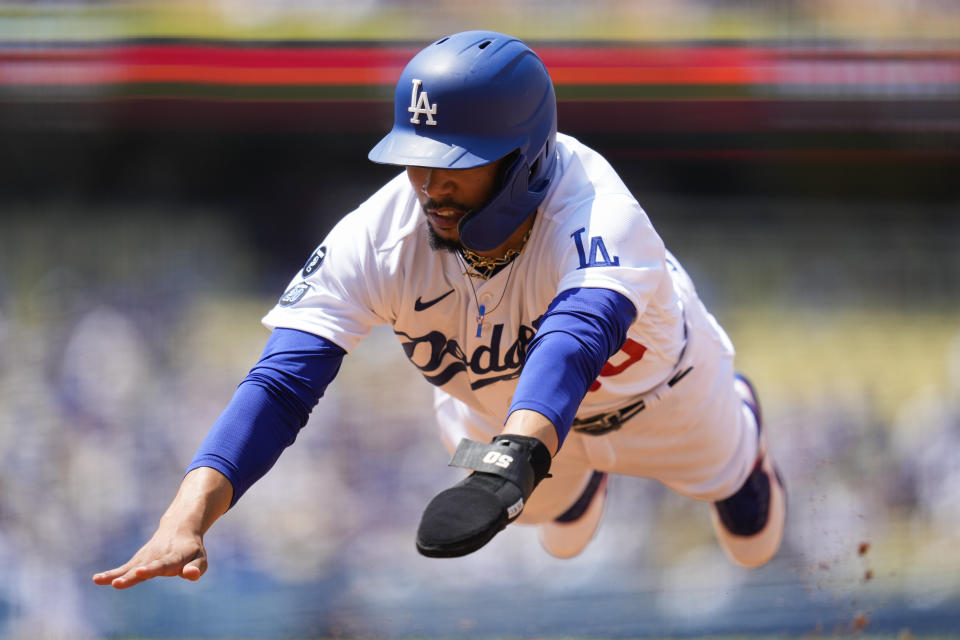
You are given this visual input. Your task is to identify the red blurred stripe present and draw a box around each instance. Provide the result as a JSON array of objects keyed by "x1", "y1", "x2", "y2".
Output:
[
  {"x1": 539, "y1": 45, "x2": 775, "y2": 68},
  {"x1": 0, "y1": 43, "x2": 958, "y2": 88}
]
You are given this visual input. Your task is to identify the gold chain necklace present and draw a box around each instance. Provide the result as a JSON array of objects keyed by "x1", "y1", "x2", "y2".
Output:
[{"x1": 459, "y1": 228, "x2": 532, "y2": 280}]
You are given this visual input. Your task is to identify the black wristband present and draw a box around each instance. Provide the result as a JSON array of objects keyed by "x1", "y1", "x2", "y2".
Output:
[
  {"x1": 448, "y1": 434, "x2": 551, "y2": 497},
  {"x1": 488, "y1": 434, "x2": 552, "y2": 489}
]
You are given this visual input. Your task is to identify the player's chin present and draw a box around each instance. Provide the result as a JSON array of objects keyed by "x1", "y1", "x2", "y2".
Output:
[{"x1": 426, "y1": 219, "x2": 463, "y2": 253}]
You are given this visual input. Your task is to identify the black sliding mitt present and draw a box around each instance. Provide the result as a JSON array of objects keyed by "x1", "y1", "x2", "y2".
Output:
[{"x1": 416, "y1": 435, "x2": 552, "y2": 558}]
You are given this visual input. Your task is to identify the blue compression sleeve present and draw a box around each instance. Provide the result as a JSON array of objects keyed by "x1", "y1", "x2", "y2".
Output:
[
  {"x1": 508, "y1": 287, "x2": 637, "y2": 447},
  {"x1": 187, "y1": 328, "x2": 346, "y2": 506}
]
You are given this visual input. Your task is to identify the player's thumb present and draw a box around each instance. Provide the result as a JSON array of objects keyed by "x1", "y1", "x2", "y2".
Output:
[{"x1": 180, "y1": 553, "x2": 207, "y2": 581}]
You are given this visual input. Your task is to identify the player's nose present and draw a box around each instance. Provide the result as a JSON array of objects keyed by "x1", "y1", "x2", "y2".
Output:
[{"x1": 420, "y1": 169, "x2": 457, "y2": 197}]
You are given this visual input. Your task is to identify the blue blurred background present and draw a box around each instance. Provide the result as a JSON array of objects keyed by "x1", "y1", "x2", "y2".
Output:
[{"x1": 1, "y1": 1, "x2": 959, "y2": 638}]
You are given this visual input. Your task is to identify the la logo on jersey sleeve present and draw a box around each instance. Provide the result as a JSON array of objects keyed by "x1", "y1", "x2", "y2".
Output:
[{"x1": 571, "y1": 227, "x2": 620, "y2": 269}]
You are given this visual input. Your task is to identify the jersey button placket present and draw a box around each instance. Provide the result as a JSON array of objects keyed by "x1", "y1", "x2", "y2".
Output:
[{"x1": 478, "y1": 292, "x2": 493, "y2": 334}]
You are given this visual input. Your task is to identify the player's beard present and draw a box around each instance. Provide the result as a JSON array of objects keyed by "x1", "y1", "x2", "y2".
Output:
[{"x1": 427, "y1": 224, "x2": 462, "y2": 253}]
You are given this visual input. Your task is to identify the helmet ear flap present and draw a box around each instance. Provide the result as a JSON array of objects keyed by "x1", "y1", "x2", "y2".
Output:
[
  {"x1": 457, "y1": 130, "x2": 558, "y2": 252},
  {"x1": 529, "y1": 134, "x2": 554, "y2": 192},
  {"x1": 496, "y1": 150, "x2": 522, "y2": 188}
]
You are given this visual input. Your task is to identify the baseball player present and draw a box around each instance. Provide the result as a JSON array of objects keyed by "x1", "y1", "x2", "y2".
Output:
[{"x1": 93, "y1": 30, "x2": 785, "y2": 590}]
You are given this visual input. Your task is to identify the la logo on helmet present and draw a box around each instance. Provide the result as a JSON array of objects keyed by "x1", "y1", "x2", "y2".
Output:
[{"x1": 408, "y1": 79, "x2": 437, "y2": 125}]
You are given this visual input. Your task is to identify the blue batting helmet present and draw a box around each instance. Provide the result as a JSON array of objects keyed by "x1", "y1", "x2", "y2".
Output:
[{"x1": 368, "y1": 30, "x2": 558, "y2": 252}]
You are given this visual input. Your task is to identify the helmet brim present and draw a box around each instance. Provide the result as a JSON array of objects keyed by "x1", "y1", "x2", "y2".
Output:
[{"x1": 368, "y1": 127, "x2": 515, "y2": 169}]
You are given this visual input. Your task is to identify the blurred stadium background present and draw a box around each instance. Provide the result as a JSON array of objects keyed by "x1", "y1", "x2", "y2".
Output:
[{"x1": 1, "y1": 0, "x2": 959, "y2": 638}]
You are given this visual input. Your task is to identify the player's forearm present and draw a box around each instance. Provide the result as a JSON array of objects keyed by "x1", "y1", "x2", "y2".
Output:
[
  {"x1": 160, "y1": 467, "x2": 234, "y2": 536},
  {"x1": 186, "y1": 328, "x2": 346, "y2": 506},
  {"x1": 508, "y1": 288, "x2": 636, "y2": 448}
]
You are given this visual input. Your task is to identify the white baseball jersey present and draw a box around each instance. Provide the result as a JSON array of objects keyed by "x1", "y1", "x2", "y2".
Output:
[{"x1": 263, "y1": 133, "x2": 689, "y2": 431}]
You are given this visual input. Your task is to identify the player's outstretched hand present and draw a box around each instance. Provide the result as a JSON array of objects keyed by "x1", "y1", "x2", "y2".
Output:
[
  {"x1": 92, "y1": 467, "x2": 233, "y2": 589},
  {"x1": 92, "y1": 525, "x2": 208, "y2": 589},
  {"x1": 417, "y1": 435, "x2": 551, "y2": 557}
]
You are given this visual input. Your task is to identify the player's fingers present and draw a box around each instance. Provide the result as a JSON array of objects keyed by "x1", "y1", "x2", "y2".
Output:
[
  {"x1": 108, "y1": 571, "x2": 150, "y2": 590},
  {"x1": 93, "y1": 561, "x2": 162, "y2": 589},
  {"x1": 92, "y1": 564, "x2": 133, "y2": 586},
  {"x1": 106, "y1": 568, "x2": 165, "y2": 590},
  {"x1": 100, "y1": 552, "x2": 187, "y2": 589},
  {"x1": 94, "y1": 553, "x2": 160, "y2": 586},
  {"x1": 180, "y1": 554, "x2": 207, "y2": 581},
  {"x1": 98, "y1": 560, "x2": 156, "y2": 589},
  {"x1": 100, "y1": 564, "x2": 156, "y2": 589},
  {"x1": 134, "y1": 555, "x2": 191, "y2": 580}
]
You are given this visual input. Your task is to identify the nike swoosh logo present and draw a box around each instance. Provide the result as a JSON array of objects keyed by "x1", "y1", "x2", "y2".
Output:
[{"x1": 414, "y1": 289, "x2": 455, "y2": 312}]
